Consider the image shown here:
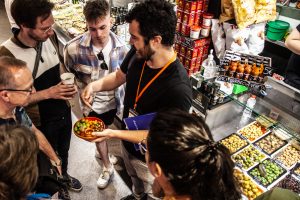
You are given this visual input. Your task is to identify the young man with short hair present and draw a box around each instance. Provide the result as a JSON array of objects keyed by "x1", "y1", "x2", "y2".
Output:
[
  {"x1": 64, "y1": 0, "x2": 128, "y2": 189},
  {"x1": 82, "y1": 0, "x2": 193, "y2": 199}
]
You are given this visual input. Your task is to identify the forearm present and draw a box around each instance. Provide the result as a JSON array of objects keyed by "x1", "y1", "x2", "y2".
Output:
[
  {"x1": 285, "y1": 28, "x2": 300, "y2": 55},
  {"x1": 28, "y1": 89, "x2": 50, "y2": 104},
  {"x1": 33, "y1": 125, "x2": 60, "y2": 163},
  {"x1": 111, "y1": 129, "x2": 148, "y2": 144},
  {"x1": 91, "y1": 69, "x2": 126, "y2": 92}
]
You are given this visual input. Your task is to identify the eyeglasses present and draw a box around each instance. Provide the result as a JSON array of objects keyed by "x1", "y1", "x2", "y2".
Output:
[
  {"x1": 0, "y1": 85, "x2": 33, "y2": 93},
  {"x1": 37, "y1": 23, "x2": 54, "y2": 34},
  {"x1": 138, "y1": 139, "x2": 147, "y2": 155},
  {"x1": 97, "y1": 51, "x2": 108, "y2": 70}
]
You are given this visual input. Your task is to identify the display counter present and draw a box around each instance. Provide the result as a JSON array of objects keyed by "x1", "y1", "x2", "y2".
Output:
[{"x1": 194, "y1": 76, "x2": 300, "y2": 199}]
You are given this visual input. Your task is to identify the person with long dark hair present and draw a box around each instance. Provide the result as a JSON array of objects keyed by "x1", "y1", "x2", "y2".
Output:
[{"x1": 145, "y1": 110, "x2": 241, "y2": 200}]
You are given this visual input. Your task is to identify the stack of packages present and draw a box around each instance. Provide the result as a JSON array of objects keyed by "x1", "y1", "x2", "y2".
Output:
[
  {"x1": 175, "y1": 0, "x2": 212, "y2": 76},
  {"x1": 212, "y1": 0, "x2": 277, "y2": 59}
]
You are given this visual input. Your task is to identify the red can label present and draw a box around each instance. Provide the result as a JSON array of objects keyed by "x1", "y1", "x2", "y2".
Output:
[
  {"x1": 186, "y1": 48, "x2": 198, "y2": 59},
  {"x1": 184, "y1": 1, "x2": 197, "y2": 13}
]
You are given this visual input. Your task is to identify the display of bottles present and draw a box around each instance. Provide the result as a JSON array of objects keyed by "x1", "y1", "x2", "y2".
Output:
[
  {"x1": 242, "y1": 95, "x2": 256, "y2": 118},
  {"x1": 201, "y1": 49, "x2": 217, "y2": 79}
]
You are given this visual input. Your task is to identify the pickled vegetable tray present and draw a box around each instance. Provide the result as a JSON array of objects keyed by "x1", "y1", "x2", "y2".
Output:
[
  {"x1": 248, "y1": 159, "x2": 287, "y2": 189},
  {"x1": 232, "y1": 145, "x2": 267, "y2": 171},
  {"x1": 219, "y1": 133, "x2": 249, "y2": 154},
  {"x1": 254, "y1": 132, "x2": 288, "y2": 156},
  {"x1": 237, "y1": 121, "x2": 269, "y2": 143}
]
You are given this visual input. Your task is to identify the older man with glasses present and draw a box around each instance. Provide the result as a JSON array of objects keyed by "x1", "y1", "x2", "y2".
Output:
[
  {"x1": 0, "y1": 0, "x2": 81, "y2": 199},
  {"x1": 0, "y1": 56, "x2": 64, "y2": 196},
  {"x1": 64, "y1": 0, "x2": 128, "y2": 189}
]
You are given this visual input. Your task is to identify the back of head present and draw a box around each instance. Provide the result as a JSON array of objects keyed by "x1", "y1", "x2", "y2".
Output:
[
  {"x1": 11, "y1": 0, "x2": 54, "y2": 28},
  {"x1": 0, "y1": 125, "x2": 39, "y2": 200},
  {"x1": 125, "y1": 0, "x2": 176, "y2": 46},
  {"x1": 84, "y1": 0, "x2": 110, "y2": 22},
  {"x1": 147, "y1": 110, "x2": 241, "y2": 200},
  {"x1": 0, "y1": 56, "x2": 27, "y2": 89}
]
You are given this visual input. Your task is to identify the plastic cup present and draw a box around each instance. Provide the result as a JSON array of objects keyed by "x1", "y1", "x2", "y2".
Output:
[{"x1": 60, "y1": 73, "x2": 75, "y2": 85}]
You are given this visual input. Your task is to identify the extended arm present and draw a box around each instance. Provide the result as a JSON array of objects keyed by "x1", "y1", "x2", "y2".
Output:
[
  {"x1": 285, "y1": 27, "x2": 300, "y2": 55},
  {"x1": 92, "y1": 129, "x2": 148, "y2": 144},
  {"x1": 81, "y1": 69, "x2": 126, "y2": 107}
]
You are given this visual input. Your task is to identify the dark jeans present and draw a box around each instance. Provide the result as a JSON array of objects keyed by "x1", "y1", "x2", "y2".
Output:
[
  {"x1": 88, "y1": 109, "x2": 117, "y2": 126},
  {"x1": 41, "y1": 111, "x2": 72, "y2": 175}
]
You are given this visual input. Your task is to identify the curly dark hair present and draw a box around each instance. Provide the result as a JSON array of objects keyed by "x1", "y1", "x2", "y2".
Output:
[
  {"x1": 125, "y1": 0, "x2": 176, "y2": 46},
  {"x1": 11, "y1": 0, "x2": 54, "y2": 28},
  {"x1": 147, "y1": 109, "x2": 241, "y2": 200},
  {"x1": 0, "y1": 125, "x2": 39, "y2": 200},
  {"x1": 83, "y1": 0, "x2": 110, "y2": 22}
]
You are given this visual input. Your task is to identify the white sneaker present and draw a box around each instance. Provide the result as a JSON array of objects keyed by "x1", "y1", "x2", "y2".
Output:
[
  {"x1": 97, "y1": 166, "x2": 114, "y2": 189},
  {"x1": 95, "y1": 150, "x2": 118, "y2": 165}
]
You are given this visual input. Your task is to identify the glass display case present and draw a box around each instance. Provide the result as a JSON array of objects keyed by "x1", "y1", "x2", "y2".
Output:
[{"x1": 194, "y1": 76, "x2": 300, "y2": 198}]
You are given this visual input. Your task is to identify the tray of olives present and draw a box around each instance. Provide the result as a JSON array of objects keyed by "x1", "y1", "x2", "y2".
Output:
[
  {"x1": 234, "y1": 168, "x2": 265, "y2": 200},
  {"x1": 248, "y1": 159, "x2": 287, "y2": 189},
  {"x1": 254, "y1": 132, "x2": 288, "y2": 156},
  {"x1": 274, "y1": 174, "x2": 300, "y2": 194},
  {"x1": 219, "y1": 133, "x2": 249, "y2": 154},
  {"x1": 237, "y1": 121, "x2": 269, "y2": 143},
  {"x1": 73, "y1": 117, "x2": 105, "y2": 142},
  {"x1": 273, "y1": 140, "x2": 300, "y2": 170},
  {"x1": 232, "y1": 145, "x2": 268, "y2": 171}
]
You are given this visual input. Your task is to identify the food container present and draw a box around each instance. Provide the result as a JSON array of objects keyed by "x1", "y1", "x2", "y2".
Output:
[
  {"x1": 185, "y1": 57, "x2": 197, "y2": 70},
  {"x1": 60, "y1": 73, "x2": 75, "y2": 85},
  {"x1": 248, "y1": 159, "x2": 288, "y2": 189},
  {"x1": 176, "y1": 22, "x2": 182, "y2": 33},
  {"x1": 182, "y1": 11, "x2": 195, "y2": 25},
  {"x1": 181, "y1": 23, "x2": 191, "y2": 36},
  {"x1": 174, "y1": 42, "x2": 181, "y2": 53},
  {"x1": 194, "y1": 12, "x2": 201, "y2": 26},
  {"x1": 184, "y1": 0, "x2": 197, "y2": 13},
  {"x1": 266, "y1": 20, "x2": 290, "y2": 41},
  {"x1": 176, "y1": 9, "x2": 183, "y2": 22},
  {"x1": 202, "y1": 13, "x2": 214, "y2": 26},
  {"x1": 200, "y1": 24, "x2": 210, "y2": 37},
  {"x1": 186, "y1": 47, "x2": 198, "y2": 59},
  {"x1": 273, "y1": 140, "x2": 300, "y2": 170},
  {"x1": 73, "y1": 117, "x2": 105, "y2": 142},
  {"x1": 254, "y1": 132, "x2": 288, "y2": 156},
  {"x1": 237, "y1": 121, "x2": 269, "y2": 143},
  {"x1": 234, "y1": 168, "x2": 265, "y2": 199},
  {"x1": 179, "y1": 45, "x2": 186, "y2": 57},
  {"x1": 232, "y1": 145, "x2": 267, "y2": 171},
  {"x1": 190, "y1": 25, "x2": 201, "y2": 39},
  {"x1": 196, "y1": 0, "x2": 203, "y2": 11},
  {"x1": 219, "y1": 133, "x2": 249, "y2": 154},
  {"x1": 275, "y1": 174, "x2": 300, "y2": 194}
]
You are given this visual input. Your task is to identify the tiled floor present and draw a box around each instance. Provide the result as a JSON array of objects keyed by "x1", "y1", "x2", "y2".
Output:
[{"x1": 0, "y1": 1, "x2": 131, "y2": 199}]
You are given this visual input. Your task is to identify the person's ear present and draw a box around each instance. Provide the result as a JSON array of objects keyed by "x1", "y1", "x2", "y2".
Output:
[
  {"x1": 148, "y1": 161, "x2": 162, "y2": 178},
  {"x1": 150, "y1": 36, "x2": 162, "y2": 48},
  {"x1": 0, "y1": 91, "x2": 10, "y2": 102}
]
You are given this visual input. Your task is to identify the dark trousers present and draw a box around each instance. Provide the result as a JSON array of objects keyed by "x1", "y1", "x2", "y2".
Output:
[
  {"x1": 88, "y1": 109, "x2": 117, "y2": 126},
  {"x1": 41, "y1": 111, "x2": 72, "y2": 175}
]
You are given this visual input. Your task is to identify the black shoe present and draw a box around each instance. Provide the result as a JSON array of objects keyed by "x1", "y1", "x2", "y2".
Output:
[
  {"x1": 65, "y1": 174, "x2": 83, "y2": 192},
  {"x1": 120, "y1": 194, "x2": 147, "y2": 200},
  {"x1": 58, "y1": 187, "x2": 71, "y2": 200}
]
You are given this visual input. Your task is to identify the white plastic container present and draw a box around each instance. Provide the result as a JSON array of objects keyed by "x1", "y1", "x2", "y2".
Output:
[
  {"x1": 243, "y1": 95, "x2": 256, "y2": 118},
  {"x1": 201, "y1": 49, "x2": 217, "y2": 79}
]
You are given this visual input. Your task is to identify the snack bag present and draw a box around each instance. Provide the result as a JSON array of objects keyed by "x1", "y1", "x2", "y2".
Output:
[
  {"x1": 255, "y1": 0, "x2": 277, "y2": 24},
  {"x1": 248, "y1": 22, "x2": 266, "y2": 55},
  {"x1": 231, "y1": 0, "x2": 256, "y2": 29},
  {"x1": 224, "y1": 22, "x2": 250, "y2": 54},
  {"x1": 211, "y1": 19, "x2": 226, "y2": 59}
]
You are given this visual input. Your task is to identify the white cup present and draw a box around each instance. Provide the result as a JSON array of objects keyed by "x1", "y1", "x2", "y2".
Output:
[{"x1": 60, "y1": 73, "x2": 75, "y2": 85}]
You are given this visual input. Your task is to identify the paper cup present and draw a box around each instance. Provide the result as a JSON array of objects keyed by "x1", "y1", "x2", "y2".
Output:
[{"x1": 60, "y1": 73, "x2": 75, "y2": 85}]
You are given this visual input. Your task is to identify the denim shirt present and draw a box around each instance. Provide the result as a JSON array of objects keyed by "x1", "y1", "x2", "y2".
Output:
[{"x1": 64, "y1": 31, "x2": 128, "y2": 114}]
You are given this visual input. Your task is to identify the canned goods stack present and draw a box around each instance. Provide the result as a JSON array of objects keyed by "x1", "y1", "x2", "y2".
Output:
[{"x1": 175, "y1": 0, "x2": 213, "y2": 76}]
